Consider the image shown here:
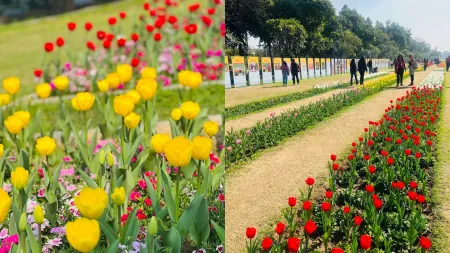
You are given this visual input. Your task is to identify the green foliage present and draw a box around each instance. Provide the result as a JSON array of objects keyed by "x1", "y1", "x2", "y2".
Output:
[{"x1": 265, "y1": 19, "x2": 307, "y2": 57}]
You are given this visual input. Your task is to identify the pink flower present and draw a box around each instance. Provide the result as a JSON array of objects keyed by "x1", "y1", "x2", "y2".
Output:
[
  {"x1": 227, "y1": 146, "x2": 232, "y2": 151},
  {"x1": 38, "y1": 188, "x2": 45, "y2": 198},
  {"x1": 138, "y1": 180, "x2": 147, "y2": 189},
  {"x1": 66, "y1": 185, "x2": 77, "y2": 192},
  {"x1": 130, "y1": 191, "x2": 141, "y2": 201},
  {"x1": 2, "y1": 184, "x2": 11, "y2": 193},
  {"x1": 218, "y1": 194, "x2": 225, "y2": 202},
  {"x1": 236, "y1": 139, "x2": 241, "y2": 144},
  {"x1": 49, "y1": 83, "x2": 56, "y2": 90}
]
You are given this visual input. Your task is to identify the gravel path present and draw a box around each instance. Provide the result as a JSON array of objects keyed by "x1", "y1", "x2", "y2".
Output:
[
  {"x1": 224, "y1": 70, "x2": 429, "y2": 253},
  {"x1": 225, "y1": 69, "x2": 392, "y2": 107}
]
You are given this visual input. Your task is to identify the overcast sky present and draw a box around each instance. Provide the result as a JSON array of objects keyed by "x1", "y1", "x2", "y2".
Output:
[{"x1": 250, "y1": 0, "x2": 450, "y2": 52}]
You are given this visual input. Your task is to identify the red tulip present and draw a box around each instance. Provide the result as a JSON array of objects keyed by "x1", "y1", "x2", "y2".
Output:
[
  {"x1": 288, "y1": 197, "x2": 296, "y2": 207},
  {"x1": 202, "y1": 16, "x2": 212, "y2": 26},
  {"x1": 321, "y1": 202, "x2": 331, "y2": 212},
  {"x1": 96, "y1": 30, "x2": 106, "y2": 40},
  {"x1": 417, "y1": 194, "x2": 426, "y2": 203},
  {"x1": 303, "y1": 201, "x2": 312, "y2": 211},
  {"x1": 108, "y1": 17, "x2": 117, "y2": 25},
  {"x1": 103, "y1": 40, "x2": 111, "y2": 49},
  {"x1": 207, "y1": 8, "x2": 216, "y2": 15},
  {"x1": 405, "y1": 149, "x2": 412, "y2": 156},
  {"x1": 146, "y1": 25, "x2": 155, "y2": 33},
  {"x1": 119, "y1": 12, "x2": 126, "y2": 19},
  {"x1": 348, "y1": 154, "x2": 354, "y2": 160},
  {"x1": 351, "y1": 142, "x2": 357, "y2": 147},
  {"x1": 184, "y1": 24, "x2": 197, "y2": 34},
  {"x1": 304, "y1": 220, "x2": 317, "y2": 235},
  {"x1": 305, "y1": 177, "x2": 315, "y2": 186},
  {"x1": 67, "y1": 22, "x2": 76, "y2": 31},
  {"x1": 365, "y1": 185, "x2": 374, "y2": 193},
  {"x1": 117, "y1": 38, "x2": 126, "y2": 47},
  {"x1": 419, "y1": 236, "x2": 431, "y2": 249},
  {"x1": 275, "y1": 222, "x2": 285, "y2": 235},
  {"x1": 143, "y1": 2, "x2": 150, "y2": 10},
  {"x1": 360, "y1": 234, "x2": 372, "y2": 250},
  {"x1": 34, "y1": 69, "x2": 43, "y2": 78},
  {"x1": 44, "y1": 42, "x2": 54, "y2": 52},
  {"x1": 168, "y1": 16, "x2": 177, "y2": 24},
  {"x1": 363, "y1": 155, "x2": 370, "y2": 161},
  {"x1": 331, "y1": 248, "x2": 344, "y2": 253},
  {"x1": 131, "y1": 58, "x2": 140, "y2": 67},
  {"x1": 246, "y1": 227, "x2": 256, "y2": 239},
  {"x1": 367, "y1": 140, "x2": 374, "y2": 146},
  {"x1": 343, "y1": 206, "x2": 350, "y2": 214},
  {"x1": 131, "y1": 33, "x2": 139, "y2": 42},
  {"x1": 415, "y1": 152, "x2": 421, "y2": 159},
  {"x1": 325, "y1": 190, "x2": 333, "y2": 199},
  {"x1": 56, "y1": 37, "x2": 65, "y2": 47},
  {"x1": 408, "y1": 191, "x2": 417, "y2": 201},
  {"x1": 154, "y1": 33, "x2": 162, "y2": 41},
  {"x1": 397, "y1": 181, "x2": 405, "y2": 190},
  {"x1": 387, "y1": 157, "x2": 394, "y2": 165},
  {"x1": 409, "y1": 181, "x2": 418, "y2": 189},
  {"x1": 85, "y1": 22, "x2": 93, "y2": 31},
  {"x1": 373, "y1": 198, "x2": 383, "y2": 209},
  {"x1": 332, "y1": 163, "x2": 339, "y2": 171},
  {"x1": 287, "y1": 238, "x2": 301, "y2": 252},
  {"x1": 261, "y1": 237, "x2": 273, "y2": 251},
  {"x1": 368, "y1": 165, "x2": 376, "y2": 174},
  {"x1": 354, "y1": 216, "x2": 363, "y2": 226},
  {"x1": 188, "y1": 3, "x2": 200, "y2": 12},
  {"x1": 86, "y1": 41, "x2": 96, "y2": 51},
  {"x1": 330, "y1": 154, "x2": 337, "y2": 161}
]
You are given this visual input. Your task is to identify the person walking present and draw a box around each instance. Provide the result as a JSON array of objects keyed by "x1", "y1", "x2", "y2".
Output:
[
  {"x1": 349, "y1": 58, "x2": 358, "y2": 86},
  {"x1": 358, "y1": 56, "x2": 368, "y2": 85},
  {"x1": 395, "y1": 55, "x2": 406, "y2": 87},
  {"x1": 367, "y1": 59, "x2": 373, "y2": 74},
  {"x1": 446, "y1": 56, "x2": 450, "y2": 71},
  {"x1": 281, "y1": 61, "x2": 290, "y2": 86},
  {"x1": 290, "y1": 59, "x2": 300, "y2": 85},
  {"x1": 408, "y1": 54, "x2": 418, "y2": 86},
  {"x1": 423, "y1": 58, "x2": 428, "y2": 71}
]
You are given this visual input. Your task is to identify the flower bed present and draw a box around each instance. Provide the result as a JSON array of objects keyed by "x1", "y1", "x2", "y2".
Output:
[
  {"x1": 312, "y1": 73, "x2": 388, "y2": 90},
  {"x1": 225, "y1": 73, "x2": 389, "y2": 120},
  {"x1": 225, "y1": 74, "x2": 402, "y2": 166},
  {"x1": 0, "y1": 1, "x2": 225, "y2": 253},
  {"x1": 245, "y1": 86, "x2": 443, "y2": 252},
  {"x1": 419, "y1": 70, "x2": 444, "y2": 88}
]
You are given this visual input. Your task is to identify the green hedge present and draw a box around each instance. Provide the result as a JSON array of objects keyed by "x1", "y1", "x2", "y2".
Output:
[{"x1": 225, "y1": 73, "x2": 388, "y2": 120}]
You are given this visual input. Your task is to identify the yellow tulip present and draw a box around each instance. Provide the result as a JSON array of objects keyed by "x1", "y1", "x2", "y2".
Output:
[
  {"x1": 0, "y1": 144, "x2": 4, "y2": 158},
  {"x1": 2, "y1": 77, "x2": 20, "y2": 95},
  {"x1": 13, "y1": 111, "x2": 31, "y2": 128},
  {"x1": 4, "y1": 115, "x2": 23, "y2": 134},
  {"x1": 136, "y1": 78, "x2": 157, "y2": 100},
  {"x1": 178, "y1": 70, "x2": 189, "y2": 86},
  {"x1": 111, "y1": 187, "x2": 125, "y2": 206},
  {"x1": 33, "y1": 205, "x2": 44, "y2": 225},
  {"x1": 19, "y1": 213, "x2": 27, "y2": 232},
  {"x1": 106, "y1": 73, "x2": 121, "y2": 89},
  {"x1": 185, "y1": 71, "x2": 203, "y2": 89},
  {"x1": 0, "y1": 94, "x2": 10, "y2": 106},
  {"x1": 151, "y1": 134, "x2": 171, "y2": 153},
  {"x1": 66, "y1": 218, "x2": 100, "y2": 253},
  {"x1": 192, "y1": 136, "x2": 213, "y2": 161},
  {"x1": 11, "y1": 167, "x2": 29, "y2": 190},
  {"x1": 126, "y1": 90, "x2": 141, "y2": 104},
  {"x1": 124, "y1": 112, "x2": 141, "y2": 129},
  {"x1": 203, "y1": 121, "x2": 219, "y2": 137},
  {"x1": 107, "y1": 152, "x2": 115, "y2": 167},
  {"x1": 53, "y1": 76, "x2": 69, "y2": 91},
  {"x1": 171, "y1": 108, "x2": 182, "y2": 121},
  {"x1": 113, "y1": 94, "x2": 135, "y2": 117},
  {"x1": 141, "y1": 67, "x2": 157, "y2": 79},
  {"x1": 74, "y1": 187, "x2": 107, "y2": 219},
  {"x1": 181, "y1": 101, "x2": 200, "y2": 120},
  {"x1": 163, "y1": 136, "x2": 193, "y2": 167},
  {"x1": 97, "y1": 79, "x2": 109, "y2": 92},
  {"x1": 149, "y1": 216, "x2": 158, "y2": 235},
  {"x1": 36, "y1": 83, "x2": 52, "y2": 99},
  {"x1": 72, "y1": 92, "x2": 95, "y2": 111},
  {"x1": 35, "y1": 136, "x2": 57, "y2": 156},
  {"x1": 117, "y1": 64, "x2": 132, "y2": 83},
  {"x1": 0, "y1": 189, "x2": 11, "y2": 223}
]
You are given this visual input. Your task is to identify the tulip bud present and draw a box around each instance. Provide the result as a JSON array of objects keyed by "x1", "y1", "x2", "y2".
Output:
[
  {"x1": 34, "y1": 205, "x2": 44, "y2": 225},
  {"x1": 99, "y1": 150, "x2": 105, "y2": 164},
  {"x1": 149, "y1": 216, "x2": 158, "y2": 236},
  {"x1": 107, "y1": 152, "x2": 115, "y2": 167},
  {"x1": 19, "y1": 213, "x2": 27, "y2": 232}
]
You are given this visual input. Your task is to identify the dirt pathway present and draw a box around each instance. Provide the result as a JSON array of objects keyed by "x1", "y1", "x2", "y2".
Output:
[
  {"x1": 432, "y1": 72, "x2": 450, "y2": 252},
  {"x1": 225, "y1": 70, "x2": 428, "y2": 252},
  {"x1": 225, "y1": 69, "x2": 392, "y2": 107}
]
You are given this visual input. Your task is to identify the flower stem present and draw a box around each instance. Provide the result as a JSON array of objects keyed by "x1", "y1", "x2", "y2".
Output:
[
  {"x1": 38, "y1": 224, "x2": 42, "y2": 252},
  {"x1": 121, "y1": 119, "x2": 126, "y2": 167},
  {"x1": 175, "y1": 171, "x2": 180, "y2": 223}
]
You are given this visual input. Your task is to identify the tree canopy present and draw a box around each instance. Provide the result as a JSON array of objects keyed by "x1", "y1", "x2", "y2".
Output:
[{"x1": 225, "y1": 0, "x2": 433, "y2": 58}]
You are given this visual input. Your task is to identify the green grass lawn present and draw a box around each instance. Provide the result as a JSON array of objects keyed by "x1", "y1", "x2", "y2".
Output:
[{"x1": 0, "y1": 0, "x2": 143, "y2": 96}]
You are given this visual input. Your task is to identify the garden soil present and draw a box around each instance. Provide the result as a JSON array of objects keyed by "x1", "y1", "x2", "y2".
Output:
[{"x1": 225, "y1": 70, "x2": 430, "y2": 252}]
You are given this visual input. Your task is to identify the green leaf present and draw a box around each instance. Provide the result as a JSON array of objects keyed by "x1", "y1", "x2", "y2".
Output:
[
  {"x1": 189, "y1": 198, "x2": 210, "y2": 246},
  {"x1": 18, "y1": 149, "x2": 29, "y2": 171},
  {"x1": 45, "y1": 201, "x2": 58, "y2": 227},
  {"x1": 192, "y1": 108, "x2": 209, "y2": 136},
  {"x1": 211, "y1": 163, "x2": 225, "y2": 190},
  {"x1": 211, "y1": 220, "x2": 225, "y2": 245},
  {"x1": 125, "y1": 135, "x2": 142, "y2": 166},
  {"x1": 161, "y1": 171, "x2": 176, "y2": 222},
  {"x1": 168, "y1": 118, "x2": 182, "y2": 137},
  {"x1": 122, "y1": 208, "x2": 138, "y2": 244},
  {"x1": 26, "y1": 226, "x2": 40, "y2": 253},
  {"x1": 76, "y1": 168, "x2": 98, "y2": 188},
  {"x1": 50, "y1": 163, "x2": 63, "y2": 192},
  {"x1": 107, "y1": 239, "x2": 120, "y2": 253},
  {"x1": 144, "y1": 177, "x2": 161, "y2": 214},
  {"x1": 180, "y1": 160, "x2": 196, "y2": 179},
  {"x1": 175, "y1": 194, "x2": 206, "y2": 239},
  {"x1": 99, "y1": 219, "x2": 119, "y2": 244},
  {"x1": 162, "y1": 227, "x2": 182, "y2": 253}
]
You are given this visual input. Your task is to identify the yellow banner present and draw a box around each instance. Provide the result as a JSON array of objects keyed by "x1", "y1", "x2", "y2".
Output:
[
  {"x1": 248, "y1": 57, "x2": 258, "y2": 63},
  {"x1": 274, "y1": 58, "x2": 282, "y2": 70},
  {"x1": 232, "y1": 56, "x2": 244, "y2": 64},
  {"x1": 261, "y1": 57, "x2": 271, "y2": 64}
]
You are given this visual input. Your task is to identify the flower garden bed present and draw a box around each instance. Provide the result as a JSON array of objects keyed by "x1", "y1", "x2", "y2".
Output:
[
  {"x1": 245, "y1": 85, "x2": 443, "y2": 252},
  {"x1": 225, "y1": 73, "x2": 403, "y2": 166},
  {"x1": 225, "y1": 73, "x2": 389, "y2": 120},
  {"x1": 0, "y1": 1, "x2": 225, "y2": 253}
]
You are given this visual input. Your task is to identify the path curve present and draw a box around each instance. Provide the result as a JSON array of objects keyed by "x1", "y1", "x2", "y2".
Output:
[{"x1": 225, "y1": 70, "x2": 429, "y2": 252}]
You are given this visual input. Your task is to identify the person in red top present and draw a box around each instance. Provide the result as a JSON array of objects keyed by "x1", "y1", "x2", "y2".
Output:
[
  {"x1": 446, "y1": 56, "x2": 450, "y2": 71},
  {"x1": 395, "y1": 55, "x2": 406, "y2": 87}
]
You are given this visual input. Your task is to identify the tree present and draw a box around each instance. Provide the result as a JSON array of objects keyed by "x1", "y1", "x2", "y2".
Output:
[
  {"x1": 265, "y1": 18, "x2": 307, "y2": 57},
  {"x1": 331, "y1": 30, "x2": 362, "y2": 58}
]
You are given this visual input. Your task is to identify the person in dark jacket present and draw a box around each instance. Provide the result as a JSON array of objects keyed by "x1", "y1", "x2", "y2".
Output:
[
  {"x1": 367, "y1": 59, "x2": 373, "y2": 74},
  {"x1": 349, "y1": 58, "x2": 358, "y2": 86},
  {"x1": 395, "y1": 55, "x2": 406, "y2": 87},
  {"x1": 358, "y1": 56, "x2": 368, "y2": 85},
  {"x1": 290, "y1": 59, "x2": 300, "y2": 85},
  {"x1": 423, "y1": 58, "x2": 428, "y2": 71}
]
